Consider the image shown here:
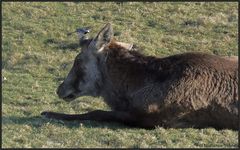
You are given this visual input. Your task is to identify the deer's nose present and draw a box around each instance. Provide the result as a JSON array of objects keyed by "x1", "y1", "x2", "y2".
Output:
[
  {"x1": 56, "y1": 83, "x2": 63, "y2": 98},
  {"x1": 56, "y1": 82, "x2": 76, "y2": 99}
]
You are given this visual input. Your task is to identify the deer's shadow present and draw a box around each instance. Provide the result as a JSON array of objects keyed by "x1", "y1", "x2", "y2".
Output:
[{"x1": 2, "y1": 115, "x2": 130, "y2": 130}]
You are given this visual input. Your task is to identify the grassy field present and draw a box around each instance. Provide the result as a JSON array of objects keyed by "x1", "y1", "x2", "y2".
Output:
[{"x1": 2, "y1": 2, "x2": 238, "y2": 148}]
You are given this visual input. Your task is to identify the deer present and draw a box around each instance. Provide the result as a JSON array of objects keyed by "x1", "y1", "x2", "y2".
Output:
[{"x1": 41, "y1": 23, "x2": 238, "y2": 130}]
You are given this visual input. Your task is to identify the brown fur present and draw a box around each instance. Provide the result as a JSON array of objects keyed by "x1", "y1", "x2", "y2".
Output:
[
  {"x1": 42, "y1": 23, "x2": 238, "y2": 130},
  {"x1": 97, "y1": 41, "x2": 238, "y2": 129}
]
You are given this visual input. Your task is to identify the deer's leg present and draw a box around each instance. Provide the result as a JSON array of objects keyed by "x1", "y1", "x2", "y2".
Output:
[{"x1": 41, "y1": 110, "x2": 137, "y2": 126}]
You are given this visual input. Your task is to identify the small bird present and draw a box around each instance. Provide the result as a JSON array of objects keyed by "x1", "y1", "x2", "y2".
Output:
[{"x1": 67, "y1": 27, "x2": 91, "y2": 36}]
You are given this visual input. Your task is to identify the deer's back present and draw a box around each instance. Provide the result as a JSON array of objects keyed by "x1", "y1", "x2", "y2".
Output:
[{"x1": 105, "y1": 52, "x2": 237, "y2": 110}]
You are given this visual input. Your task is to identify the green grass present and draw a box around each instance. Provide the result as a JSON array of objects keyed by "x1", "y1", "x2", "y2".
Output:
[{"x1": 2, "y1": 2, "x2": 238, "y2": 148}]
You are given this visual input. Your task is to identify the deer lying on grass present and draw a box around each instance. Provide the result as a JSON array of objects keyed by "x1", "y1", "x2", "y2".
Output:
[{"x1": 41, "y1": 23, "x2": 238, "y2": 130}]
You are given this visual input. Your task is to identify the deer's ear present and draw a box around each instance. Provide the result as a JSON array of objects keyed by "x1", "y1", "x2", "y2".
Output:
[
  {"x1": 115, "y1": 42, "x2": 133, "y2": 51},
  {"x1": 89, "y1": 23, "x2": 113, "y2": 52}
]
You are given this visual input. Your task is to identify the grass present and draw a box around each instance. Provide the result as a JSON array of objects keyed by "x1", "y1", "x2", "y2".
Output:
[{"x1": 2, "y1": 2, "x2": 238, "y2": 148}]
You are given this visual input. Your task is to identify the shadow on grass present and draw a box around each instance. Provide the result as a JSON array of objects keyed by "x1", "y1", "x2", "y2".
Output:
[
  {"x1": 3, "y1": 115, "x2": 234, "y2": 131},
  {"x1": 2, "y1": 115, "x2": 130, "y2": 130},
  {"x1": 44, "y1": 38, "x2": 79, "y2": 52}
]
